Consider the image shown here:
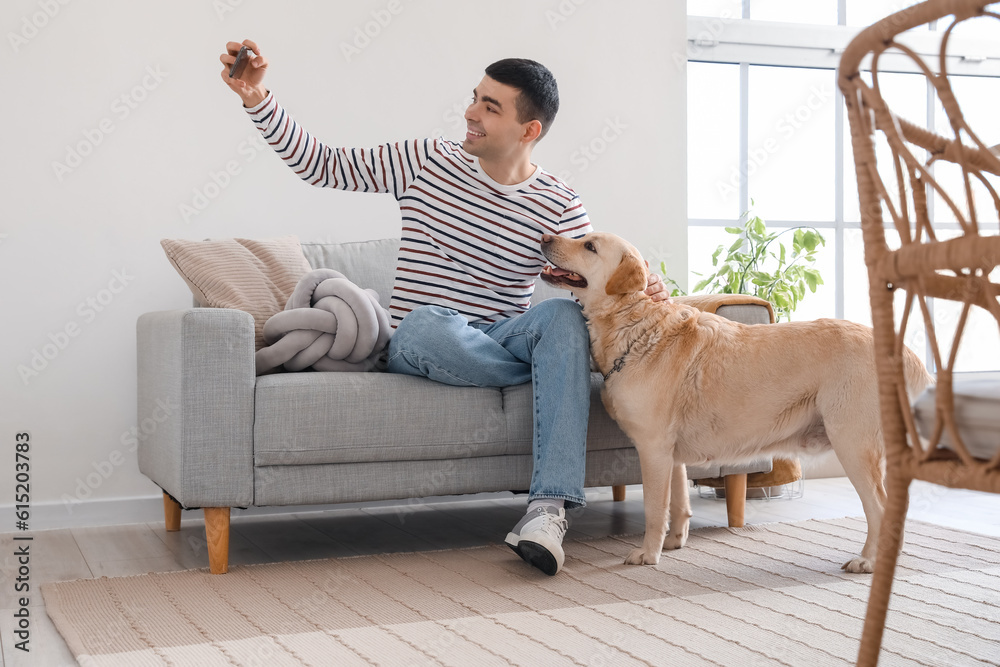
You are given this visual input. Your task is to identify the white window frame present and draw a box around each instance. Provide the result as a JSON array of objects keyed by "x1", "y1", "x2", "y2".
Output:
[{"x1": 686, "y1": 7, "x2": 1000, "y2": 359}]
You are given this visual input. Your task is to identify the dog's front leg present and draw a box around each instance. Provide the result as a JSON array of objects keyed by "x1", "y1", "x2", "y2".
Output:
[
  {"x1": 663, "y1": 463, "x2": 691, "y2": 550},
  {"x1": 625, "y1": 443, "x2": 676, "y2": 565}
]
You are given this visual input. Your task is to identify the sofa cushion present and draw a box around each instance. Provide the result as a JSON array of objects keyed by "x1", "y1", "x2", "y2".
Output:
[
  {"x1": 254, "y1": 372, "x2": 509, "y2": 465},
  {"x1": 256, "y1": 371, "x2": 642, "y2": 468},
  {"x1": 913, "y1": 371, "x2": 1000, "y2": 460},
  {"x1": 161, "y1": 235, "x2": 312, "y2": 350}
]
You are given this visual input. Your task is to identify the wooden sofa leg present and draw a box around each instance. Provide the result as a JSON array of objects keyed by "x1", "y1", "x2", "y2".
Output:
[
  {"x1": 723, "y1": 474, "x2": 747, "y2": 528},
  {"x1": 163, "y1": 493, "x2": 181, "y2": 532},
  {"x1": 612, "y1": 485, "x2": 626, "y2": 501},
  {"x1": 203, "y1": 507, "x2": 231, "y2": 574}
]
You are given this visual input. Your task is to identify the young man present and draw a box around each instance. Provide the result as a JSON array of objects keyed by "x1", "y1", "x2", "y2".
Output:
[{"x1": 220, "y1": 40, "x2": 667, "y2": 575}]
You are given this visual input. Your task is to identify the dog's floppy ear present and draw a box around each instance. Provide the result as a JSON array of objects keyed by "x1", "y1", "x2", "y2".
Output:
[{"x1": 605, "y1": 252, "x2": 647, "y2": 295}]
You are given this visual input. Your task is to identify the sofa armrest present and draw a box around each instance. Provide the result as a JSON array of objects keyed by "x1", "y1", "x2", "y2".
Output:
[
  {"x1": 136, "y1": 308, "x2": 255, "y2": 507},
  {"x1": 674, "y1": 294, "x2": 775, "y2": 324}
]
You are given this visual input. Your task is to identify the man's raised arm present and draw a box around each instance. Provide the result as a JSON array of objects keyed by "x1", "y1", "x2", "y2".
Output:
[{"x1": 220, "y1": 39, "x2": 427, "y2": 198}]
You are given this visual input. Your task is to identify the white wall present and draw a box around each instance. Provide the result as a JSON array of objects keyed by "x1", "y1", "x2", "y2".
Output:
[{"x1": 0, "y1": 0, "x2": 687, "y2": 529}]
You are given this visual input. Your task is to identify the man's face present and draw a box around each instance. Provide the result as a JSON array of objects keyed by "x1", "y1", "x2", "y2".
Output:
[{"x1": 463, "y1": 76, "x2": 535, "y2": 160}]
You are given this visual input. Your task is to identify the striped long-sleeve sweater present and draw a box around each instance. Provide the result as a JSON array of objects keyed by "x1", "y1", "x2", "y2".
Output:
[{"x1": 246, "y1": 92, "x2": 592, "y2": 326}]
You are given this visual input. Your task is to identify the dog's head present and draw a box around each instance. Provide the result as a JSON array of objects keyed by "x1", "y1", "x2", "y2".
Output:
[{"x1": 540, "y1": 231, "x2": 647, "y2": 308}]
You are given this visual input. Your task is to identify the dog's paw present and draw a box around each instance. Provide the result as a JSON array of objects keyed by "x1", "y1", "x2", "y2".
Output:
[
  {"x1": 841, "y1": 557, "x2": 875, "y2": 573},
  {"x1": 663, "y1": 527, "x2": 689, "y2": 551},
  {"x1": 624, "y1": 548, "x2": 660, "y2": 565}
]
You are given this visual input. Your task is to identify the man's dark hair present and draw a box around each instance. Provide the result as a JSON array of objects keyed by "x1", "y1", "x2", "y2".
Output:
[{"x1": 484, "y1": 58, "x2": 559, "y2": 140}]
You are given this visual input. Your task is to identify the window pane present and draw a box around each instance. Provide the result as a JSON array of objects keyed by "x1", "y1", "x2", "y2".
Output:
[
  {"x1": 845, "y1": 0, "x2": 926, "y2": 28},
  {"x1": 932, "y1": 75, "x2": 1000, "y2": 227},
  {"x1": 843, "y1": 228, "x2": 928, "y2": 360},
  {"x1": 945, "y1": 11, "x2": 998, "y2": 40},
  {"x1": 843, "y1": 228, "x2": 872, "y2": 325},
  {"x1": 844, "y1": 227, "x2": 999, "y2": 371},
  {"x1": 844, "y1": 72, "x2": 927, "y2": 224},
  {"x1": 748, "y1": 66, "x2": 836, "y2": 222},
  {"x1": 687, "y1": 0, "x2": 742, "y2": 19},
  {"x1": 933, "y1": 288, "x2": 1000, "y2": 372},
  {"x1": 688, "y1": 62, "x2": 741, "y2": 220},
  {"x1": 750, "y1": 0, "x2": 837, "y2": 25},
  {"x1": 688, "y1": 226, "x2": 735, "y2": 289}
]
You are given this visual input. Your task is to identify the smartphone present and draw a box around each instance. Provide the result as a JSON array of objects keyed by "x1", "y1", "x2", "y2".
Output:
[{"x1": 229, "y1": 45, "x2": 250, "y2": 79}]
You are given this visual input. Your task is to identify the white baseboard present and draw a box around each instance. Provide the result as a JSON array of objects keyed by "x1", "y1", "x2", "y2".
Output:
[
  {"x1": 1, "y1": 494, "x2": 167, "y2": 532},
  {"x1": 0, "y1": 490, "x2": 528, "y2": 533}
]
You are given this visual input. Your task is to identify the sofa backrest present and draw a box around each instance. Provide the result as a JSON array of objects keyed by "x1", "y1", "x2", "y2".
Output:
[
  {"x1": 301, "y1": 239, "x2": 399, "y2": 309},
  {"x1": 301, "y1": 238, "x2": 563, "y2": 309}
]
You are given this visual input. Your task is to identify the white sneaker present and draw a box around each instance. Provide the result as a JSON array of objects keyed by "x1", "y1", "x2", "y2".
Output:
[{"x1": 504, "y1": 506, "x2": 568, "y2": 576}]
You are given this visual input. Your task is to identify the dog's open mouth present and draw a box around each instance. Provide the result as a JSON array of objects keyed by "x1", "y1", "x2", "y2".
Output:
[{"x1": 541, "y1": 264, "x2": 588, "y2": 288}]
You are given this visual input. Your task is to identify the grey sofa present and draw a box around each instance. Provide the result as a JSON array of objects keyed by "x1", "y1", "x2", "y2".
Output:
[{"x1": 137, "y1": 238, "x2": 773, "y2": 573}]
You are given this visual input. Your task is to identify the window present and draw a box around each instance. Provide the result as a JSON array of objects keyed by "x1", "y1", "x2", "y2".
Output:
[{"x1": 686, "y1": 2, "x2": 1000, "y2": 371}]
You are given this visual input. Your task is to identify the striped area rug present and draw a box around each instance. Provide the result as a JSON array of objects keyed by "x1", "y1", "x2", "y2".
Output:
[{"x1": 42, "y1": 517, "x2": 1000, "y2": 666}]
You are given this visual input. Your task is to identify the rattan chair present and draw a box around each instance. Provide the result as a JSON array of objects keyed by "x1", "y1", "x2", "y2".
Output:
[{"x1": 839, "y1": 1, "x2": 1000, "y2": 664}]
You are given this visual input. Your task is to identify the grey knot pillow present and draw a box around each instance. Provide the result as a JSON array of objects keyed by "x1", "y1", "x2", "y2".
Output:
[{"x1": 255, "y1": 268, "x2": 393, "y2": 375}]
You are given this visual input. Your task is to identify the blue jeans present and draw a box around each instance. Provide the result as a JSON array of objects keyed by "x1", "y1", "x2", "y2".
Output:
[{"x1": 386, "y1": 299, "x2": 591, "y2": 508}]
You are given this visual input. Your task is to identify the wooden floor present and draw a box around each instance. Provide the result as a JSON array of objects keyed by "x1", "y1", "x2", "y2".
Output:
[{"x1": 3, "y1": 477, "x2": 1000, "y2": 666}]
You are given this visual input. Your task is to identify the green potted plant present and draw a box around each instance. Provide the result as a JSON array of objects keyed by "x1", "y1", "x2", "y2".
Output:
[{"x1": 662, "y1": 203, "x2": 826, "y2": 322}]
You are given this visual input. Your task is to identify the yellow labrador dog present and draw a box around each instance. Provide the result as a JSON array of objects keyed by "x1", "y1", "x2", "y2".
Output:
[{"x1": 540, "y1": 231, "x2": 933, "y2": 572}]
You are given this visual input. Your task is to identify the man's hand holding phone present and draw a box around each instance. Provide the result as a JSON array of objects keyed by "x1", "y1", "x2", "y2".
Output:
[{"x1": 220, "y1": 39, "x2": 268, "y2": 108}]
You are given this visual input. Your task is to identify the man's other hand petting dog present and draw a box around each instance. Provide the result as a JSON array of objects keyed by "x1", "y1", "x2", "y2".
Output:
[{"x1": 540, "y1": 231, "x2": 933, "y2": 572}]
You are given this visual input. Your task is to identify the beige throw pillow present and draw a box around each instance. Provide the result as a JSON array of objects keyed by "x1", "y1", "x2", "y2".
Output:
[{"x1": 160, "y1": 235, "x2": 312, "y2": 350}]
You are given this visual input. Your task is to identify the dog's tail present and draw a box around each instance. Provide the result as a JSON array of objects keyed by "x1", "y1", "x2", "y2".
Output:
[{"x1": 901, "y1": 344, "x2": 935, "y2": 399}]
